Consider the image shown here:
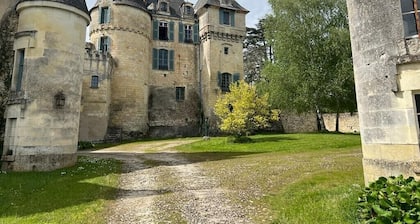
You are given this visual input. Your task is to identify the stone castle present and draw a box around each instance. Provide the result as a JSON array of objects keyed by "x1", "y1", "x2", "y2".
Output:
[
  {"x1": 0, "y1": 0, "x2": 248, "y2": 171},
  {"x1": 347, "y1": 0, "x2": 420, "y2": 184}
]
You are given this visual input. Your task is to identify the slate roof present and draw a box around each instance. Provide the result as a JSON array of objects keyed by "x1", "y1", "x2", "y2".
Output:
[
  {"x1": 146, "y1": 0, "x2": 187, "y2": 18},
  {"x1": 18, "y1": 0, "x2": 89, "y2": 14},
  {"x1": 96, "y1": 0, "x2": 147, "y2": 10},
  {"x1": 194, "y1": 0, "x2": 248, "y2": 13}
]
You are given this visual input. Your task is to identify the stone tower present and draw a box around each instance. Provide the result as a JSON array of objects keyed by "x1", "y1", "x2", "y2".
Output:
[
  {"x1": 1, "y1": 0, "x2": 90, "y2": 171},
  {"x1": 195, "y1": 0, "x2": 248, "y2": 132},
  {"x1": 89, "y1": 0, "x2": 151, "y2": 139},
  {"x1": 346, "y1": 0, "x2": 420, "y2": 184}
]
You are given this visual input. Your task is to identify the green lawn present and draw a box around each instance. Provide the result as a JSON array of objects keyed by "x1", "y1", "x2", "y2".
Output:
[
  {"x1": 177, "y1": 133, "x2": 363, "y2": 223},
  {"x1": 0, "y1": 133, "x2": 363, "y2": 224},
  {"x1": 0, "y1": 157, "x2": 120, "y2": 224}
]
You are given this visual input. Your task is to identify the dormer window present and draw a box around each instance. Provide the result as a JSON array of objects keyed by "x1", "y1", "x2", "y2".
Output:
[
  {"x1": 401, "y1": 0, "x2": 420, "y2": 37},
  {"x1": 184, "y1": 6, "x2": 193, "y2": 15},
  {"x1": 160, "y1": 1, "x2": 168, "y2": 12}
]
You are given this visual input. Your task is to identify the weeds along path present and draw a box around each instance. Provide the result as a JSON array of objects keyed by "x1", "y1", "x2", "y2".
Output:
[{"x1": 80, "y1": 139, "x2": 252, "y2": 224}]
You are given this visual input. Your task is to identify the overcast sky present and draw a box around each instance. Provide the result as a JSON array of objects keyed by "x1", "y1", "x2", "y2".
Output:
[{"x1": 85, "y1": 0, "x2": 272, "y2": 27}]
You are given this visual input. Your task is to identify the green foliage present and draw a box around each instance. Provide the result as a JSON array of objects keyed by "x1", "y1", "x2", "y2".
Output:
[
  {"x1": 358, "y1": 175, "x2": 420, "y2": 224},
  {"x1": 0, "y1": 157, "x2": 120, "y2": 224},
  {"x1": 262, "y1": 0, "x2": 356, "y2": 114},
  {"x1": 78, "y1": 141, "x2": 95, "y2": 150},
  {"x1": 214, "y1": 80, "x2": 278, "y2": 138}
]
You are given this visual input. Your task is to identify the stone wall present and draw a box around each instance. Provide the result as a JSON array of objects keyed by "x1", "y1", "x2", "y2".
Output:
[
  {"x1": 323, "y1": 112, "x2": 359, "y2": 133},
  {"x1": 79, "y1": 43, "x2": 114, "y2": 142},
  {"x1": 280, "y1": 113, "x2": 318, "y2": 133}
]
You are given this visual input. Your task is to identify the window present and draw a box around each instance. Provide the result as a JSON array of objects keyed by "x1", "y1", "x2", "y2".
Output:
[
  {"x1": 218, "y1": 72, "x2": 240, "y2": 93},
  {"x1": 100, "y1": 7, "x2": 110, "y2": 24},
  {"x1": 159, "y1": 49, "x2": 169, "y2": 70},
  {"x1": 220, "y1": 9, "x2": 235, "y2": 26},
  {"x1": 185, "y1": 25, "x2": 193, "y2": 43},
  {"x1": 401, "y1": 0, "x2": 420, "y2": 37},
  {"x1": 415, "y1": 94, "x2": 420, "y2": 129},
  {"x1": 159, "y1": 22, "x2": 168, "y2": 40},
  {"x1": 91, "y1": 75, "x2": 99, "y2": 88},
  {"x1": 176, "y1": 87, "x2": 185, "y2": 101},
  {"x1": 153, "y1": 48, "x2": 175, "y2": 71},
  {"x1": 224, "y1": 47, "x2": 229, "y2": 55},
  {"x1": 15, "y1": 49, "x2": 25, "y2": 91},
  {"x1": 184, "y1": 6, "x2": 193, "y2": 15},
  {"x1": 160, "y1": 2, "x2": 168, "y2": 12},
  {"x1": 218, "y1": 73, "x2": 232, "y2": 92},
  {"x1": 99, "y1": 36, "x2": 110, "y2": 52},
  {"x1": 153, "y1": 20, "x2": 174, "y2": 41},
  {"x1": 179, "y1": 23, "x2": 199, "y2": 43}
]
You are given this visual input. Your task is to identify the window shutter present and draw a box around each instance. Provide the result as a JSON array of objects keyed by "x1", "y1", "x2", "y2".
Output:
[
  {"x1": 153, "y1": 20, "x2": 159, "y2": 40},
  {"x1": 105, "y1": 37, "x2": 110, "y2": 52},
  {"x1": 169, "y1": 21, "x2": 175, "y2": 41},
  {"x1": 233, "y1": 73, "x2": 240, "y2": 82},
  {"x1": 230, "y1": 11, "x2": 235, "y2": 27},
  {"x1": 169, "y1": 50, "x2": 175, "y2": 71},
  {"x1": 219, "y1": 9, "x2": 223, "y2": 24},
  {"x1": 179, "y1": 22, "x2": 184, "y2": 43},
  {"x1": 99, "y1": 7, "x2": 102, "y2": 23},
  {"x1": 193, "y1": 23, "x2": 199, "y2": 43},
  {"x1": 152, "y1": 48, "x2": 158, "y2": 69},
  {"x1": 107, "y1": 7, "x2": 111, "y2": 23},
  {"x1": 217, "y1": 71, "x2": 222, "y2": 87}
]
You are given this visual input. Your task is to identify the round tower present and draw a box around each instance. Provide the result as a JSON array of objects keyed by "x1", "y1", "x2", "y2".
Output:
[
  {"x1": 1, "y1": 0, "x2": 90, "y2": 171},
  {"x1": 90, "y1": 0, "x2": 151, "y2": 139}
]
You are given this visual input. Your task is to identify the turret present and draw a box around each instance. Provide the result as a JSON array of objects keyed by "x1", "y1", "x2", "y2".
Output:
[
  {"x1": 89, "y1": 0, "x2": 151, "y2": 139},
  {"x1": 1, "y1": 0, "x2": 90, "y2": 171}
]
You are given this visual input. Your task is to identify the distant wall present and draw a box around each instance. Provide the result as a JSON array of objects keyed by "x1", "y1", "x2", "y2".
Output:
[
  {"x1": 323, "y1": 112, "x2": 359, "y2": 133},
  {"x1": 280, "y1": 113, "x2": 318, "y2": 133}
]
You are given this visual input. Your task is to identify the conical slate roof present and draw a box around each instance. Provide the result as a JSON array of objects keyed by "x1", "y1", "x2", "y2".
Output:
[
  {"x1": 18, "y1": 0, "x2": 89, "y2": 14},
  {"x1": 194, "y1": 0, "x2": 248, "y2": 13},
  {"x1": 93, "y1": 0, "x2": 147, "y2": 10}
]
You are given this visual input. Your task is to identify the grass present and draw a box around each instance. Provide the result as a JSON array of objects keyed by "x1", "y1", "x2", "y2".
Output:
[
  {"x1": 0, "y1": 133, "x2": 363, "y2": 224},
  {"x1": 0, "y1": 157, "x2": 120, "y2": 224},
  {"x1": 176, "y1": 133, "x2": 363, "y2": 223}
]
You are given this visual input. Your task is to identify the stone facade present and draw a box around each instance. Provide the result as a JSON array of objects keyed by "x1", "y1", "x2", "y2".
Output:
[
  {"x1": 0, "y1": 0, "x2": 248, "y2": 170},
  {"x1": 80, "y1": 0, "x2": 248, "y2": 140},
  {"x1": 1, "y1": 0, "x2": 90, "y2": 171},
  {"x1": 346, "y1": 0, "x2": 420, "y2": 184}
]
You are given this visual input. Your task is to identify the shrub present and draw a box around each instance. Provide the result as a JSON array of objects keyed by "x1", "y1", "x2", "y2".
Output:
[{"x1": 357, "y1": 175, "x2": 420, "y2": 224}]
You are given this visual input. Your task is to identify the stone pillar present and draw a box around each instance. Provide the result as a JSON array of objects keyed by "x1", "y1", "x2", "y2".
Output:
[{"x1": 346, "y1": 0, "x2": 420, "y2": 185}]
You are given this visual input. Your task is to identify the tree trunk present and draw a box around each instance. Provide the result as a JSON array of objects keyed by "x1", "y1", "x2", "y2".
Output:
[
  {"x1": 316, "y1": 107, "x2": 327, "y2": 132},
  {"x1": 335, "y1": 111, "x2": 340, "y2": 132}
]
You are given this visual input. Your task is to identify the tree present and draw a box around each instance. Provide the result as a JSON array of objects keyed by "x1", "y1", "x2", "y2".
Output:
[
  {"x1": 243, "y1": 19, "x2": 274, "y2": 84},
  {"x1": 214, "y1": 80, "x2": 278, "y2": 139},
  {"x1": 261, "y1": 0, "x2": 356, "y2": 131}
]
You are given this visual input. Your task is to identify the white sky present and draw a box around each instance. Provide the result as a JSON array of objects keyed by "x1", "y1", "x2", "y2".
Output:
[{"x1": 85, "y1": 0, "x2": 272, "y2": 28}]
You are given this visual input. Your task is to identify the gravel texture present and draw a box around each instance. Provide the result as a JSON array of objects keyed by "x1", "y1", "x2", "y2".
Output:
[{"x1": 80, "y1": 140, "x2": 255, "y2": 224}]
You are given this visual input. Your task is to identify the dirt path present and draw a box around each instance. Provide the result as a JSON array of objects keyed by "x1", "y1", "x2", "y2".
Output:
[{"x1": 79, "y1": 139, "x2": 253, "y2": 224}]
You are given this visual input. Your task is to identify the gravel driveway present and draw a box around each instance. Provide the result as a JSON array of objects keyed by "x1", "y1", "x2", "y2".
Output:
[{"x1": 80, "y1": 139, "x2": 254, "y2": 224}]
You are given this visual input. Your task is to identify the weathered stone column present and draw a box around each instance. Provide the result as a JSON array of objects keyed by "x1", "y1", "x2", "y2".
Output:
[{"x1": 346, "y1": 0, "x2": 420, "y2": 184}]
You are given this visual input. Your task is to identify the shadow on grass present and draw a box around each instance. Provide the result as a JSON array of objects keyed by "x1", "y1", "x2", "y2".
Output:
[
  {"x1": 251, "y1": 136, "x2": 298, "y2": 143},
  {"x1": 0, "y1": 151, "x2": 260, "y2": 219}
]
